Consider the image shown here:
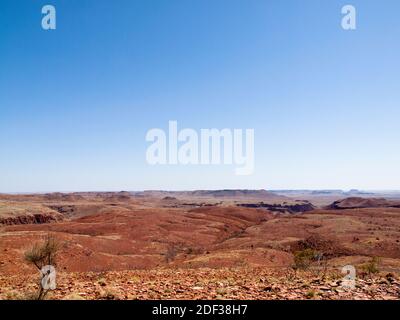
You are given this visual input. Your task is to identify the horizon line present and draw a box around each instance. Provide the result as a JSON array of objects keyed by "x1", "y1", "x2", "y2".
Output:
[{"x1": 2, "y1": 189, "x2": 400, "y2": 195}]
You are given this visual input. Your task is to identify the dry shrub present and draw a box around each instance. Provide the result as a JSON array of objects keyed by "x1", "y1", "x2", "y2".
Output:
[
  {"x1": 25, "y1": 235, "x2": 58, "y2": 270},
  {"x1": 165, "y1": 244, "x2": 178, "y2": 263},
  {"x1": 165, "y1": 243, "x2": 185, "y2": 263},
  {"x1": 24, "y1": 235, "x2": 59, "y2": 300}
]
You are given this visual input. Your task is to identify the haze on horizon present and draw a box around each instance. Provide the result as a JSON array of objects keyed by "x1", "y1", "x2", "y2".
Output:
[{"x1": 1, "y1": 0, "x2": 400, "y2": 193}]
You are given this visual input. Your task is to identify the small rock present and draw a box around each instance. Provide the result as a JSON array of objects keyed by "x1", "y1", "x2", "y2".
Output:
[
  {"x1": 192, "y1": 286, "x2": 203, "y2": 290},
  {"x1": 319, "y1": 286, "x2": 331, "y2": 291}
]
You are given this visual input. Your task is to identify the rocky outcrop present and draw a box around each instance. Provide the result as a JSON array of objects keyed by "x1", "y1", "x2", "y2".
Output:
[
  {"x1": 237, "y1": 201, "x2": 315, "y2": 213},
  {"x1": 0, "y1": 213, "x2": 61, "y2": 225},
  {"x1": 162, "y1": 196, "x2": 178, "y2": 201}
]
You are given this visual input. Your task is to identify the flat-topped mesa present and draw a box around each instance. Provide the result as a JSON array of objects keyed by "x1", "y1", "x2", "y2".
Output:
[
  {"x1": 327, "y1": 197, "x2": 400, "y2": 210},
  {"x1": 42, "y1": 193, "x2": 85, "y2": 201}
]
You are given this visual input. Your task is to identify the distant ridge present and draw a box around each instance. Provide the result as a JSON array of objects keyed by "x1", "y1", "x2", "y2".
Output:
[{"x1": 134, "y1": 189, "x2": 288, "y2": 200}]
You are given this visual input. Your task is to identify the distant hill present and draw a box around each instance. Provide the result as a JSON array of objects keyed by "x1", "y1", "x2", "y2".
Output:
[
  {"x1": 190, "y1": 189, "x2": 279, "y2": 198},
  {"x1": 270, "y1": 189, "x2": 375, "y2": 196}
]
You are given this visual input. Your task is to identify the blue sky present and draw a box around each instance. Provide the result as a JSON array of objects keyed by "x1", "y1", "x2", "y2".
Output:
[{"x1": 1, "y1": 0, "x2": 400, "y2": 192}]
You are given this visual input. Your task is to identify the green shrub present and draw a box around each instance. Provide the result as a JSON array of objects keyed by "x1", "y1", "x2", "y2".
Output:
[
  {"x1": 362, "y1": 257, "x2": 380, "y2": 275},
  {"x1": 293, "y1": 248, "x2": 319, "y2": 270}
]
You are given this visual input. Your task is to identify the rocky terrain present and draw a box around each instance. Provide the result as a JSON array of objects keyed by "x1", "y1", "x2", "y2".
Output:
[
  {"x1": 1, "y1": 268, "x2": 399, "y2": 300},
  {"x1": 0, "y1": 191, "x2": 399, "y2": 300}
]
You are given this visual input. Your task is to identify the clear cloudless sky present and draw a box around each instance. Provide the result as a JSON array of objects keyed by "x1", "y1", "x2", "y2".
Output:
[{"x1": 1, "y1": 0, "x2": 400, "y2": 192}]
